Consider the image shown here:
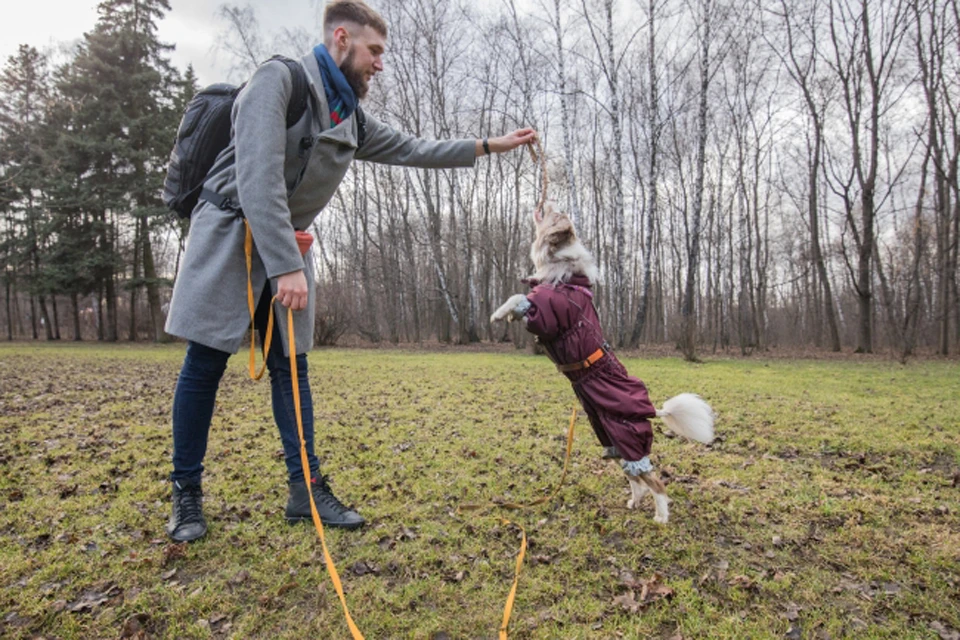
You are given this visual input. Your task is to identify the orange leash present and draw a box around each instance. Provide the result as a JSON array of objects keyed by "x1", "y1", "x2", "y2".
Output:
[
  {"x1": 245, "y1": 222, "x2": 273, "y2": 380},
  {"x1": 244, "y1": 221, "x2": 363, "y2": 639},
  {"x1": 288, "y1": 307, "x2": 365, "y2": 640},
  {"x1": 245, "y1": 217, "x2": 573, "y2": 638},
  {"x1": 458, "y1": 408, "x2": 577, "y2": 639}
]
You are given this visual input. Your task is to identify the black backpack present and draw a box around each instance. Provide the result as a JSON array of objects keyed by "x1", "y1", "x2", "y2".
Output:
[{"x1": 162, "y1": 56, "x2": 311, "y2": 219}]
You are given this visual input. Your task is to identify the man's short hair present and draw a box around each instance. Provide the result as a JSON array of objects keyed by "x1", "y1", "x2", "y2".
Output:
[{"x1": 324, "y1": 0, "x2": 388, "y2": 39}]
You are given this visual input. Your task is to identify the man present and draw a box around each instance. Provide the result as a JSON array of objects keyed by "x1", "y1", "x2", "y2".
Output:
[{"x1": 163, "y1": 0, "x2": 537, "y2": 542}]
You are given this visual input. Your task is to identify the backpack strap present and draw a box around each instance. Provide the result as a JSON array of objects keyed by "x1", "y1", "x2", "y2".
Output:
[
  {"x1": 356, "y1": 105, "x2": 367, "y2": 148},
  {"x1": 266, "y1": 55, "x2": 310, "y2": 127},
  {"x1": 200, "y1": 56, "x2": 312, "y2": 214}
]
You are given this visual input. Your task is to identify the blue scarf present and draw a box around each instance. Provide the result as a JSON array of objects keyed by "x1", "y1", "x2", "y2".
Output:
[{"x1": 312, "y1": 44, "x2": 357, "y2": 126}]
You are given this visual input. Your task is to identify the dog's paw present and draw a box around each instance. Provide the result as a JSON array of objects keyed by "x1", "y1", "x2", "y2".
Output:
[
  {"x1": 627, "y1": 498, "x2": 637, "y2": 510},
  {"x1": 654, "y1": 514, "x2": 669, "y2": 524}
]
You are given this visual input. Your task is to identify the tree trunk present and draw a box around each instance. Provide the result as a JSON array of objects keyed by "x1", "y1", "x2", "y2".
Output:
[
  {"x1": 71, "y1": 292, "x2": 82, "y2": 341},
  {"x1": 681, "y1": 0, "x2": 713, "y2": 362},
  {"x1": 142, "y1": 221, "x2": 167, "y2": 342},
  {"x1": 51, "y1": 295, "x2": 61, "y2": 340},
  {"x1": 129, "y1": 216, "x2": 141, "y2": 341},
  {"x1": 4, "y1": 277, "x2": 12, "y2": 340},
  {"x1": 631, "y1": 0, "x2": 660, "y2": 347}
]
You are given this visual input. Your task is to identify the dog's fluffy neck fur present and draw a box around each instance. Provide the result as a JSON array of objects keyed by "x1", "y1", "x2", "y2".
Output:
[
  {"x1": 530, "y1": 245, "x2": 599, "y2": 286},
  {"x1": 529, "y1": 204, "x2": 599, "y2": 286}
]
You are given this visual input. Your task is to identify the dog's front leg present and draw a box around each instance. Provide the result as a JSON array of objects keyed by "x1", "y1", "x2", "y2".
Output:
[{"x1": 490, "y1": 293, "x2": 530, "y2": 323}]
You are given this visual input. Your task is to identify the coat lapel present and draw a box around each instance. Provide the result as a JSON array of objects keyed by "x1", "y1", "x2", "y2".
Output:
[{"x1": 300, "y1": 52, "x2": 332, "y2": 131}]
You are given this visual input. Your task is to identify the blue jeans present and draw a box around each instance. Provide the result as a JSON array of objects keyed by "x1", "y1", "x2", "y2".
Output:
[{"x1": 171, "y1": 285, "x2": 319, "y2": 485}]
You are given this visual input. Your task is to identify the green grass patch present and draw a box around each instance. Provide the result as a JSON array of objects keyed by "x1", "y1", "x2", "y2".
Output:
[{"x1": 1, "y1": 343, "x2": 958, "y2": 639}]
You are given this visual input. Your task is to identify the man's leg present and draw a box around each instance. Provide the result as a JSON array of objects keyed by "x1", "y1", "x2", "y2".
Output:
[
  {"x1": 255, "y1": 285, "x2": 364, "y2": 529},
  {"x1": 168, "y1": 340, "x2": 230, "y2": 541}
]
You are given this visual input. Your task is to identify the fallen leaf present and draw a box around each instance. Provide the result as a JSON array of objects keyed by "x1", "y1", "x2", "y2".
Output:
[
  {"x1": 637, "y1": 573, "x2": 674, "y2": 604},
  {"x1": 67, "y1": 583, "x2": 121, "y2": 613},
  {"x1": 119, "y1": 612, "x2": 150, "y2": 639},
  {"x1": 612, "y1": 590, "x2": 640, "y2": 613},
  {"x1": 931, "y1": 621, "x2": 960, "y2": 640},
  {"x1": 161, "y1": 543, "x2": 187, "y2": 567},
  {"x1": 349, "y1": 561, "x2": 380, "y2": 576},
  {"x1": 229, "y1": 570, "x2": 250, "y2": 585},
  {"x1": 729, "y1": 575, "x2": 758, "y2": 591}
]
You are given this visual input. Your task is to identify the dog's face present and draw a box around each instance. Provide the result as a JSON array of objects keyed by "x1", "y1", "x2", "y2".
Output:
[{"x1": 531, "y1": 201, "x2": 576, "y2": 271}]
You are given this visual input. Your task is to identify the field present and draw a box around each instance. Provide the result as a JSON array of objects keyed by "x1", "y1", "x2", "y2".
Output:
[{"x1": 1, "y1": 343, "x2": 958, "y2": 639}]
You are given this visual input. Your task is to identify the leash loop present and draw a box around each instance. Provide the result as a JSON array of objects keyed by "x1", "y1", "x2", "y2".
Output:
[{"x1": 245, "y1": 221, "x2": 273, "y2": 380}]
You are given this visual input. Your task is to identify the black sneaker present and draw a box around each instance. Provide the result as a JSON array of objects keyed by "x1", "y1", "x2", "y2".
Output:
[
  {"x1": 166, "y1": 481, "x2": 207, "y2": 542},
  {"x1": 285, "y1": 475, "x2": 365, "y2": 530}
]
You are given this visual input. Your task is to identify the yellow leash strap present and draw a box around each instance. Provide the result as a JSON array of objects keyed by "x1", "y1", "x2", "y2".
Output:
[
  {"x1": 288, "y1": 307, "x2": 365, "y2": 640},
  {"x1": 244, "y1": 221, "x2": 360, "y2": 637},
  {"x1": 245, "y1": 221, "x2": 274, "y2": 381},
  {"x1": 497, "y1": 517, "x2": 526, "y2": 640},
  {"x1": 458, "y1": 408, "x2": 577, "y2": 639}
]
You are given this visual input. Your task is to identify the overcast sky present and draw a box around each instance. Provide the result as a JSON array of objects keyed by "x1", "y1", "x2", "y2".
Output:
[{"x1": 1, "y1": 0, "x2": 326, "y2": 85}]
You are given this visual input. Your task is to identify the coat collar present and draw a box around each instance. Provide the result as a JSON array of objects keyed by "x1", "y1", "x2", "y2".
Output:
[
  {"x1": 523, "y1": 274, "x2": 594, "y2": 289},
  {"x1": 299, "y1": 52, "x2": 359, "y2": 147},
  {"x1": 300, "y1": 52, "x2": 332, "y2": 130}
]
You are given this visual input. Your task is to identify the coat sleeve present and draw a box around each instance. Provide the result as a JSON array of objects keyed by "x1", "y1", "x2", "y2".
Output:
[
  {"x1": 353, "y1": 111, "x2": 477, "y2": 168},
  {"x1": 523, "y1": 286, "x2": 564, "y2": 340},
  {"x1": 233, "y1": 60, "x2": 303, "y2": 279}
]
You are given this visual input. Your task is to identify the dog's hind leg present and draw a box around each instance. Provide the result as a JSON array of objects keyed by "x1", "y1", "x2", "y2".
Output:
[
  {"x1": 626, "y1": 474, "x2": 650, "y2": 510},
  {"x1": 639, "y1": 472, "x2": 670, "y2": 524},
  {"x1": 621, "y1": 458, "x2": 670, "y2": 524}
]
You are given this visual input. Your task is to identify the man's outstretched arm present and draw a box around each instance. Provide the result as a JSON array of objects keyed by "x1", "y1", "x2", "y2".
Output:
[
  {"x1": 474, "y1": 128, "x2": 538, "y2": 156},
  {"x1": 354, "y1": 110, "x2": 537, "y2": 168}
]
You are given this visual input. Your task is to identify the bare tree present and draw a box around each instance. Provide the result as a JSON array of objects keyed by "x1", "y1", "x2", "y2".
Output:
[
  {"x1": 770, "y1": 0, "x2": 843, "y2": 351},
  {"x1": 822, "y1": 0, "x2": 912, "y2": 353}
]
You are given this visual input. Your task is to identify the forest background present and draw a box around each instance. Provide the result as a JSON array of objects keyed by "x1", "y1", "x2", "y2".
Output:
[{"x1": 2, "y1": 0, "x2": 959, "y2": 362}]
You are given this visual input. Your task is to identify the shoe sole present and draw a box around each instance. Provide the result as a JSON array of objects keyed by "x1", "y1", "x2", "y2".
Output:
[
  {"x1": 284, "y1": 515, "x2": 365, "y2": 530},
  {"x1": 165, "y1": 528, "x2": 207, "y2": 543}
]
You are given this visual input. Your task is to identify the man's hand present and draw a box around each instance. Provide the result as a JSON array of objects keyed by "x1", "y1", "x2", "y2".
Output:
[
  {"x1": 478, "y1": 128, "x2": 538, "y2": 156},
  {"x1": 276, "y1": 270, "x2": 308, "y2": 311},
  {"x1": 491, "y1": 293, "x2": 531, "y2": 323}
]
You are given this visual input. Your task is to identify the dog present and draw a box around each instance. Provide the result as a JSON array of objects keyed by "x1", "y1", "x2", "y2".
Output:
[{"x1": 491, "y1": 201, "x2": 714, "y2": 523}]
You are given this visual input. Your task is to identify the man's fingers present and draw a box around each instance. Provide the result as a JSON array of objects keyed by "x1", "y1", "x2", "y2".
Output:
[{"x1": 277, "y1": 291, "x2": 307, "y2": 310}]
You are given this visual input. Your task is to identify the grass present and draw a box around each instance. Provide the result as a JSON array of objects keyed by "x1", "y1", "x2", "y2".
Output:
[{"x1": 0, "y1": 342, "x2": 958, "y2": 639}]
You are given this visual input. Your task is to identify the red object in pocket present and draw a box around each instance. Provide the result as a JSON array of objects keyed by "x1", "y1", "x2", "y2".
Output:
[{"x1": 295, "y1": 231, "x2": 314, "y2": 255}]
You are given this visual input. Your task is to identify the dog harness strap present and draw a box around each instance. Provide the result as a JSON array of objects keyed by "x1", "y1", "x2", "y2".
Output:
[{"x1": 555, "y1": 346, "x2": 605, "y2": 373}]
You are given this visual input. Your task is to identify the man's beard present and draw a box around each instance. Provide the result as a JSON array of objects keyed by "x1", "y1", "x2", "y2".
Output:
[{"x1": 340, "y1": 47, "x2": 368, "y2": 100}]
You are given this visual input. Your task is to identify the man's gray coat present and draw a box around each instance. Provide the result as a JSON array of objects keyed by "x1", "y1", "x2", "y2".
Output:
[{"x1": 165, "y1": 53, "x2": 476, "y2": 354}]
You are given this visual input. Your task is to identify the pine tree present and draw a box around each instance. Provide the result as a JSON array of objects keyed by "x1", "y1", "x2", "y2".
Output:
[
  {"x1": 0, "y1": 45, "x2": 55, "y2": 340},
  {"x1": 55, "y1": 0, "x2": 180, "y2": 341}
]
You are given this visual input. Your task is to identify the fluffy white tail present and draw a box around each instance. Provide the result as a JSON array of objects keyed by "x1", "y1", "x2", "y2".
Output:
[{"x1": 656, "y1": 393, "x2": 715, "y2": 444}]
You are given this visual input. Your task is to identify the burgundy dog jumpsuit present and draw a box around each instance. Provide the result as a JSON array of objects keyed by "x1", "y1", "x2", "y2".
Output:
[{"x1": 521, "y1": 275, "x2": 657, "y2": 465}]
